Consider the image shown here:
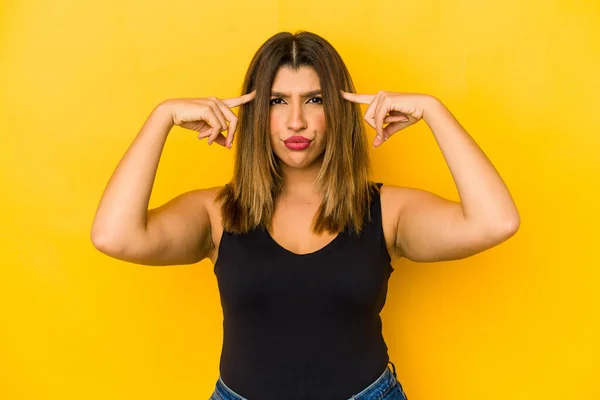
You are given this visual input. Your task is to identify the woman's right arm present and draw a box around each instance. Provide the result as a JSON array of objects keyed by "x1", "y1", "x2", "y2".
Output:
[
  {"x1": 90, "y1": 93, "x2": 255, "y2": 266},
  {"x1": 89, "y1": 102, "x2": 208, "y2": 265}
]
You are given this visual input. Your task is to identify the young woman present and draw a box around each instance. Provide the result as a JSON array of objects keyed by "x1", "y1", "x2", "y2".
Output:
[{"x1": 91, "y1": 31, "x2": 520, "y2": 400}]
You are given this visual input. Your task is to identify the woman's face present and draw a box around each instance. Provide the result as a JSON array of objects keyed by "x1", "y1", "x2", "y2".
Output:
[{"x1": 269, "y1": 66, "x2": 326, "y2": 170}]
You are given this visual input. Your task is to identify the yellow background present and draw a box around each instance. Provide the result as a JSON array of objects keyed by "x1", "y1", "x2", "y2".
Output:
[{"x1": 1, "y1": 1, "x2": 598, "y2": 399}]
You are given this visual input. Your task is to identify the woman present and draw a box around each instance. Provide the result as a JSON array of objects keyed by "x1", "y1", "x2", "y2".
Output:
[{"x1": 91, "y1": 31, "x2": 520, "y2": 400}]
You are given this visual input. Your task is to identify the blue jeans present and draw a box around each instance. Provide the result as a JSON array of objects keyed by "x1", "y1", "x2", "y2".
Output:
[{"x1": 209, "y1": 361, "x2": 408, "y2": 400}]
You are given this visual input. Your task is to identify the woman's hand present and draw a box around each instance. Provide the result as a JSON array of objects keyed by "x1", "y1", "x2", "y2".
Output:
[
  {"x1": 341, "y1": 90, "x2": 434, "y2": 148},
  {"x1": 162, "y1": 90, "x2": 256, "y2": 148}
]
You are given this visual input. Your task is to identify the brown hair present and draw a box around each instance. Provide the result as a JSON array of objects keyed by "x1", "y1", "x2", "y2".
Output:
[{"x1": 216, "y1": 31, "x2": 379, "y2": 235}]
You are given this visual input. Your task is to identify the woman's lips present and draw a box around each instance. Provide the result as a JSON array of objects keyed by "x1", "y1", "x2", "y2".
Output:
[{"x1": 283, "y1": 136, "x2": 312, "y2": 150}]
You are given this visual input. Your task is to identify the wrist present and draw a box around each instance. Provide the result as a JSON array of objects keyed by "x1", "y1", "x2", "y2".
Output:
[
  {"x1": 153, "y1": 100, "x2": 175, "y2": 129},
  {"x1": 422, "y1": 95, "x2": 444, "y2": 123}
]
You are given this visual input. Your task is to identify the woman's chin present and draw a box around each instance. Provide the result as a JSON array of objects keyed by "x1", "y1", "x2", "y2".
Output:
[{"x1": 277, "y1": 152, "x2": 323, "y2": 170}]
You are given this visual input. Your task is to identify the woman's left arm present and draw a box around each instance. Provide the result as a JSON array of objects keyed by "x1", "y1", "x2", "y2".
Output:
[
  {"x1": 423, "y1": 97, "x2": 520, "y2": 230},
  {"x1": 342, "y1": 91, "x2": 521, "y2": 262}
]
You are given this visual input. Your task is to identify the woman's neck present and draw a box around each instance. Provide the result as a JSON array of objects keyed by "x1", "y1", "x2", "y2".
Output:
[{"x1": 279, "y1": 159, "x2": 323, "y2": 199}]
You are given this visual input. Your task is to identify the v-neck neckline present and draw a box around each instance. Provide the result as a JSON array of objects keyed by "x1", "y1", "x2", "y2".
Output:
[{"x1": 263, "y1": 227, "x2": 345, "y2": 258}]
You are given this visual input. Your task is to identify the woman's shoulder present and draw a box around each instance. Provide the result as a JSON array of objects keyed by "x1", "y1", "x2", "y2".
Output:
[
  {"x1": 196, "y1": 185, "x2": 226, "y2": 216},
  {"x1": 199, "y1": 185, "x2": 226, "y2": 199},
  {"x1": 378, "y1": 183, "x2": 413, "y2": 209},
  {"x1": 173, "y1": 186, "x2": 225, "y2": 231},
  {"x1": 176, "y1": 185, "x2": 225, "y2": 211}
]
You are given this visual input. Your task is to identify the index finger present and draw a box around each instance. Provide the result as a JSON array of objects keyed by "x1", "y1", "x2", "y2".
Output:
[
  {"x1": 340, "y1": 90, "x2": 375, "y2": 104},
  {"x1": 222, "y1": 90, "x2": 256, "y2": 108}
]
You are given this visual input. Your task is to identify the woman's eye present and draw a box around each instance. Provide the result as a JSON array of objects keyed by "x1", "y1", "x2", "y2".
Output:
[{"x1": 269, "y1": 97, "x2": 323, "y2": 106}]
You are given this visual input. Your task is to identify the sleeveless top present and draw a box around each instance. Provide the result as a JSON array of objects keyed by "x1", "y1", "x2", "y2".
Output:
[{"x1": 213, "y1": 182, "x2": 395, "y2": 400}]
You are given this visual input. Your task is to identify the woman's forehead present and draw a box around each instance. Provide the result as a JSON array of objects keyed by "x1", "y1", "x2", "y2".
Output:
[{"x1": 271, "y1": 66, "x2": 321, "y2": 92}]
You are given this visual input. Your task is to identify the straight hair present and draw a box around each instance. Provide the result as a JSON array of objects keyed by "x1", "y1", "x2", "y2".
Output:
[{"x1": 216, "y1": 31, "x2": 379, "y2": 235}]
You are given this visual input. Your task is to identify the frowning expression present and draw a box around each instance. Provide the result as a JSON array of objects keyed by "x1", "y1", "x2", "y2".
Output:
[{"x1": 269, "y1": 66, "x2": 326, "y2": 169}]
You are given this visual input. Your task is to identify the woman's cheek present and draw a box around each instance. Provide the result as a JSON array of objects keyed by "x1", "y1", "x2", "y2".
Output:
[
  {"x1": 314, "y1": 111, "x2": 326, "y2": 130},
  {"x1": 269, "y1": 113, "x2": 284, "y2": 134}
]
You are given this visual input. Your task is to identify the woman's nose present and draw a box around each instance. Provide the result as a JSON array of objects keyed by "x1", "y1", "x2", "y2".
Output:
[{"x1": 287, "y1": 102, "x2": 307, "y2": 131}]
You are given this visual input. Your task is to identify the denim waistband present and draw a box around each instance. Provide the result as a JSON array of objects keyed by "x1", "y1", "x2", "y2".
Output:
[
  {"x1": 212, "y1": 361, "x2": 400, "y2": 400},
  {"x1": 349, "y1": 361, "x2": 398, "y2": 399}
]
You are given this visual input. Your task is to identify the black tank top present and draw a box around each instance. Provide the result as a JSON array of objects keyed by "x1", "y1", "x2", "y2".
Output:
[{"x1": 213, "y1": 182, "x2": 394, "y2": 400}]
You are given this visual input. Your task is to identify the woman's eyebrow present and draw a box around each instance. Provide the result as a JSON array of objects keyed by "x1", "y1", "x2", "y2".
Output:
[{"x1": 270, "y1": 90, "x2": 322, "y2": 98}]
